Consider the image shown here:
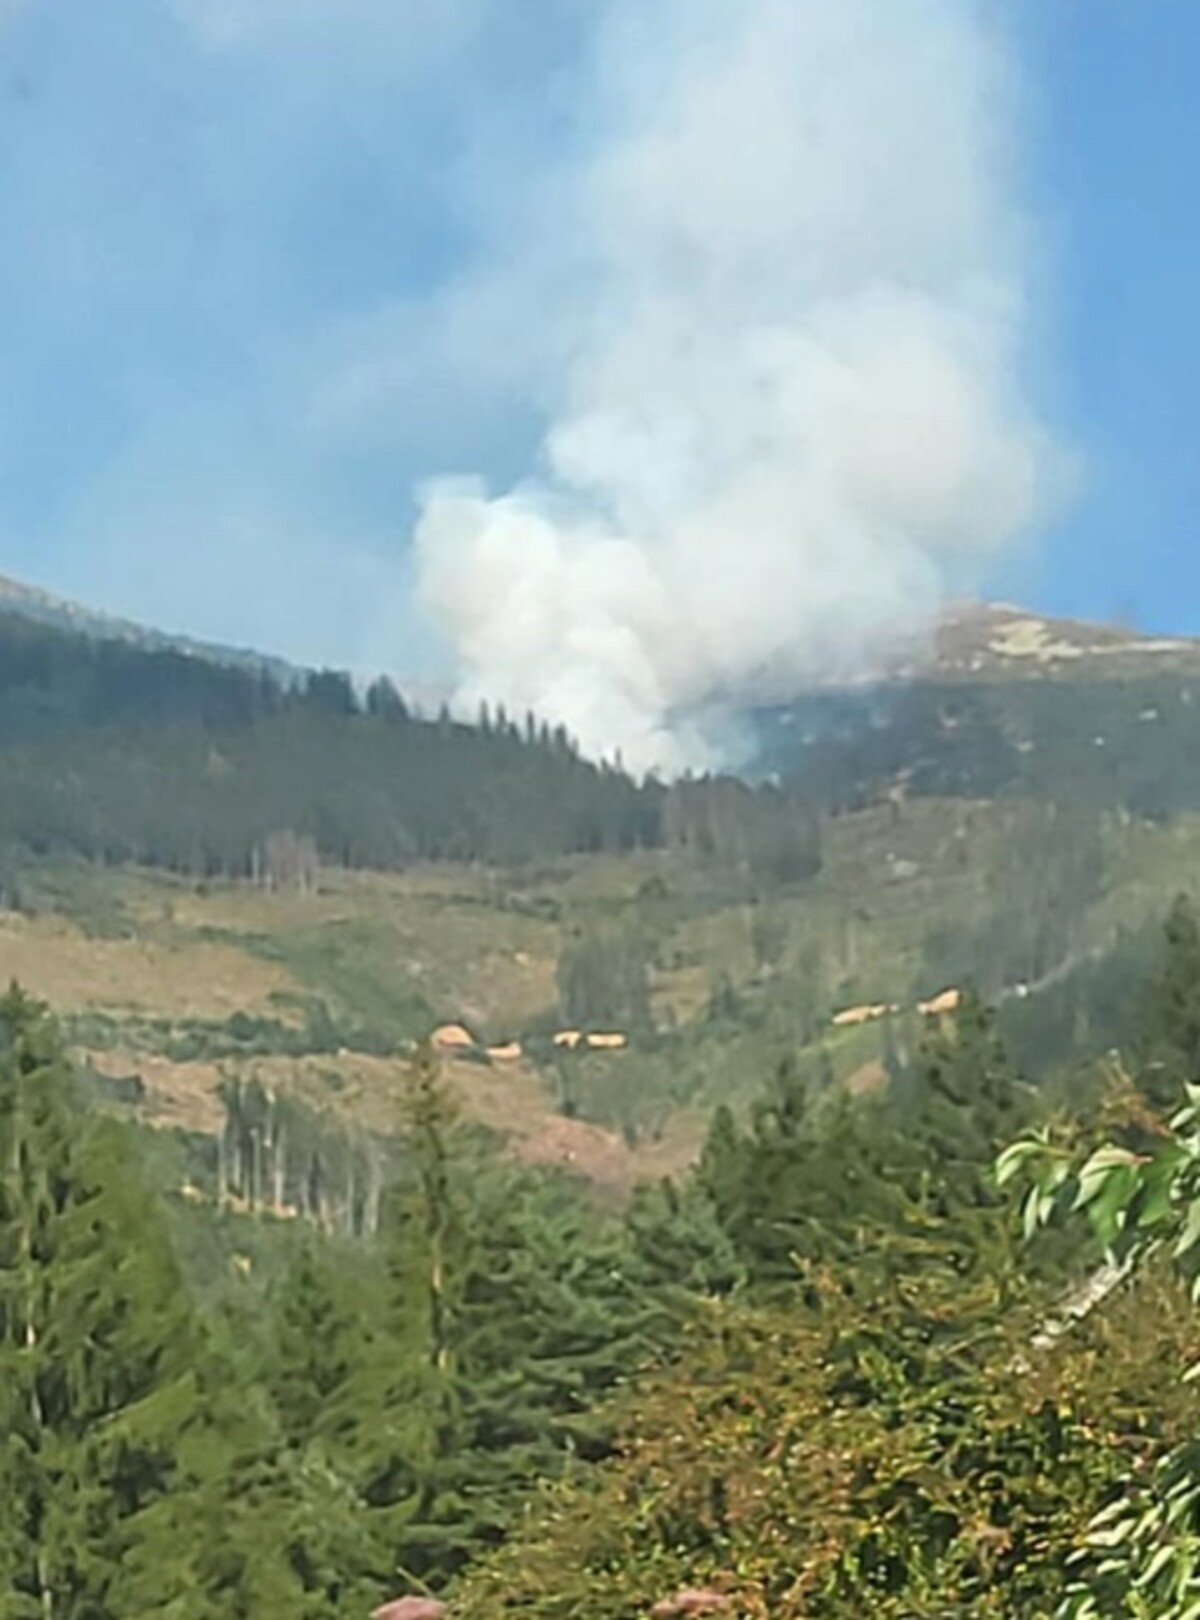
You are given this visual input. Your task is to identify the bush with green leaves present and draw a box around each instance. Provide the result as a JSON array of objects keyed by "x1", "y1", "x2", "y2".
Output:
[{"x1": 998, "y1": 1080, "x2": 1200, "y2": 1618}]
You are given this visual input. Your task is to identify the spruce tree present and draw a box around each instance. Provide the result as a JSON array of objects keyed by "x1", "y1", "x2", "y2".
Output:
[
  {"x1": 0, "y1": 984, "x2": 378, "y2": 1619},
  {"x1": 0, "y1": 986, "x2": 198, "y2": 1616},
  {"x1": 341, "y1": 1047, "x2": 661, "y2": 1587},
  {"x1": 625, "y1": 1175, "x2": 745, "y2": 1300},
  {"x1": 892, "y1": 990, "x2": 1035, "y2": 1210},
  {"x1": 336, "y1": 1046, "x2": 472, "y2": 1584},
  {"x1": 264, "y1": 1239, "x2": 361, "y2": 1448},
  {"x1": 696, "y1": 1060, "x2": 907, "y2": 1287}
]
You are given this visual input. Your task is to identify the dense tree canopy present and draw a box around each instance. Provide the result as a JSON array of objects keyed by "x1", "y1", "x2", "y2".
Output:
[
  {"x1": 6, "y1": 882, "x2": 1200, "y2": 1614},
  {"x1": 0, "y1": 611, "x2": 820, "y2": 883}
]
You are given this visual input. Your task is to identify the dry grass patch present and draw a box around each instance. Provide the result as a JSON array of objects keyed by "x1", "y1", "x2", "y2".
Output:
[
  {"x1": 82, "y1": 1048, "x2": 225, "y2": 1134},
  {"x1": 79, "y1": 1022, "x2": 707, "y2": 1199},
  {"x1": 143, "y1": 869, "x2": 561, "y2": 1037},
  {"x1": 844, "y1": 1058, "x2": 889, "y2": 1098},
  {"x1": 0, "y1": 912, "x2": 294, "y2": 1019}
]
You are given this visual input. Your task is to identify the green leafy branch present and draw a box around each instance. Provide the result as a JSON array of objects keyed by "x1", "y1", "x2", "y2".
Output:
[{"x1": 997, "y1": 1089, "x2": 1200, "y2": 1617}]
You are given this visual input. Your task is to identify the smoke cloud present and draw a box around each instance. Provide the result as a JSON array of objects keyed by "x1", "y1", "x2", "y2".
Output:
[{"x1": 414, "y1": 0, "x2": 1066, "y2": 773}]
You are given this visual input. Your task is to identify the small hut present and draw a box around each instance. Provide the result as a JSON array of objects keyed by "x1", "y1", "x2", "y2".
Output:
[
  {"x1": 431, "y1": 1023, "x2": 475, "y2": 1053},
  {"x1": 832, "y1": 1002, "x2": 890, "y2": 1029},
  {"x1": 586, "y1": 1031, "x2": 628, "y2": 1051},
  {"x1": 918, "y1": 987, "x2": 963, "y2": 1017}
]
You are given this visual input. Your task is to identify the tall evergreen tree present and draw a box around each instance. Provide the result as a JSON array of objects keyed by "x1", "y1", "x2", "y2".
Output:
[
  {"x1": 0, "y1": 985, "x2": 383, "y2": 1619},
  {"x1": 336, "y1": 1048, "x2": 662, "y2": 1588},
  {"x1": 892, "y1": 991, "x2": 1035, "y2": 1205},
  {"x1": 0, "y1": 986, "x2": 199, "y2": 1615},
  {"x1": 263, "y1": 1239, "x2": 363, "y2": 1450},
  {"x1": 696, "y1": 1060, "x2": 907, "y2": 1287},
  {"x1": 873, "y1": 991, "x2": 1042, "y2": 1287},
  {"x1": 625, "y1": 1175, "x2": 745, "y2": 1300}
]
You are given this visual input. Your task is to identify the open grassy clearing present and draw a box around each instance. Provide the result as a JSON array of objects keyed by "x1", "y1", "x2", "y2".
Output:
[
  {"x1": 15, "y1": 798, "x2": 1200, "y2": 1192},
  {"x1": 0, "y1": 908, "x2": 296, "y2": 1019},
  {"x1": 77, "y1": 1038, "x2": 702, "y2": 1199}
]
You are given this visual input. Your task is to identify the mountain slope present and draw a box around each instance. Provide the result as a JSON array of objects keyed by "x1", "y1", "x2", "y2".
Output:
[
  {"x1": 749, "y1": 607, "x2": 1200, "y2": 820},
  {"x1": 1, "y1": 579, "x2": 1198, "y2": 1194},
  {"x1": 924, "y1": 601, "x2": 1200, "y2": 680},
  {"x1": 0, "y1": 590, "x2": 823, "y2": 879},
  {"x1": 0, "y1": 570, "x2": 302, "y2": 684}
]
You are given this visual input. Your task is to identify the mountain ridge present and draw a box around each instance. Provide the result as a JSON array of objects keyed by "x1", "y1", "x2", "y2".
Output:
[
  {"x1": 7, "y1": 567, "x2": 1200, "y2": 747},
  {"x1": 0, "y1": 570, "x2": 306, "y2": 686},
  {"x1": 921, "y1": 600, "x2": 1200, "y2": 680}
]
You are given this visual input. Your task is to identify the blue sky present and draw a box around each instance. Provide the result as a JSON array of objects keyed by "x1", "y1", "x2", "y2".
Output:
[
  {"x1": 0, "y1": 0, "x2": 1197, "y2": 684},
  {"x1": 1000, "y1": 0, "x2": 1200, "y2": 632}
]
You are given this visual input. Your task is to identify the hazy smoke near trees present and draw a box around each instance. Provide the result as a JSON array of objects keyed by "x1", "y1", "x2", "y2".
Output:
[{"x1": 415, "y1": 0, "x2": 1069, "y2": 774}]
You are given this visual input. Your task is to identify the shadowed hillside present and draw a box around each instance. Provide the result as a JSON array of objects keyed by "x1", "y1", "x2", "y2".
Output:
[{"x1": 0, "y1": 605, "x2": 818, "y2": 878}]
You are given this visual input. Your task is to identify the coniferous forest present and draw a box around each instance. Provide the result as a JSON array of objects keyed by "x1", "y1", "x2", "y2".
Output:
[
  {"x1": 9, "y1": 889, "x2": 1200, "y2": 1617},
  {"x1": 9, "y1": 603, "x2": 1200, "y2": 1616},
  {"x1": 0, "y1": 611, "x2": 820, "y2": 880}
]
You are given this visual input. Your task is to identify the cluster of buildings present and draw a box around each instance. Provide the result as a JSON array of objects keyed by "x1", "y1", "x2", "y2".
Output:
[
  {"x1": 430, "y1": 1024, "x2": 628, "y2": 1063},
  {"x1": 427, "y1": 990, "x2": 966, "y2": 1069},
  {"x1": 832, "y1": 986, "x2": 963, "y2": 1030}
]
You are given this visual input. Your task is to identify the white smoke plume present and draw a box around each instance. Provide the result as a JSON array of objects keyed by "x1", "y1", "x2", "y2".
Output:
[{"x1": 414, "y1": 0, "x2": 1066, "y2": 774}]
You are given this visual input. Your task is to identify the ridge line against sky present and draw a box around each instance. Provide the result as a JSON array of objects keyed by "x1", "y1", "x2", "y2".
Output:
[{"x1": 0, "y1": 0, "x2": 1197, "y2": 747}]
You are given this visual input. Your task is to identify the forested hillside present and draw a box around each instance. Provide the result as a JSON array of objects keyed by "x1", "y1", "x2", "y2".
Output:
[
  {"x1": 0, "y1": 610, "x2": 818, "y2": 877},
  {"x1": 9, "y1": 595, "x2": 1200, "y2": 1613},
  {"x1": 753, "y1": 668, "x2": 1200, "y2": 820},
  {"x1": 5, "y1": 597, "x2": 1200, "y2": 1178},
  {"x1": 0, "y1": 569, "x2": 300, "y2": 685},
  {"x1": 9, "y1": 900, "x2": 1200, "y2": 1616}
]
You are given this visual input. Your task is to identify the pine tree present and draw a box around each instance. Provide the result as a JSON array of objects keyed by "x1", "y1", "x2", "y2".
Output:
[
  {"x1": 696, "y1": 1060, "x2": 907, "y2": 1287},
  {"x1": 264, "y1": 1239, "x2": 361, "y2": 1449},
  {"x1": 893, "y1": 990, "x2": 1035, "y2": 1210},
  {"x1": 339, "y1": 1048, "x2": 662, "y2": 1588},
  {"x1": 0, "y1": 986, "x2": 199, "y2": 1616}
]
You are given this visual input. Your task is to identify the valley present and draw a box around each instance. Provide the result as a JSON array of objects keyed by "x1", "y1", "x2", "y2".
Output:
[
  {"x1": 9, "y1": 781, "x2": 1200, "y2": 1200},
  {"x1": 6, "y1": 585, "x2": 1200, "y2": 1615}
]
